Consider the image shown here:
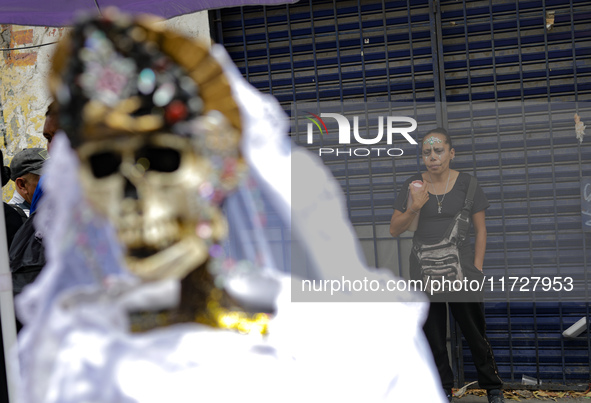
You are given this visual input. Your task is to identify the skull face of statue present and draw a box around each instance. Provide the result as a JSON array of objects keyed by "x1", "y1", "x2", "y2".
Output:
[
  {"x1": 50, "y1": 12, "x2": 245, "y2": 281},
  {"x1": 77, "y1": 132, "x2": 227, "y2": 281}
]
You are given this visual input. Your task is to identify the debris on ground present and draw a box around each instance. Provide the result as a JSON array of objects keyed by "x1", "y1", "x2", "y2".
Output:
[{"x1": 454, "y1": 387, "x2": 591, "y2": 400}]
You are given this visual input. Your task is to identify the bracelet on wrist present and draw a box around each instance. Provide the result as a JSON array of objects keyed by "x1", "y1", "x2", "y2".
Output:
[{"x1": 409, "y1": 207, "x2": 419, "y2": 215}]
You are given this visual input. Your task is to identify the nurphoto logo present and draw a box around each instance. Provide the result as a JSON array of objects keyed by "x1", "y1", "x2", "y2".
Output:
[{"x1": 306, "y1": 113, "x2": 418, "y2": 157}]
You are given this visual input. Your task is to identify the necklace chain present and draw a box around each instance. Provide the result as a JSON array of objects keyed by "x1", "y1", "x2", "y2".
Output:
[{"x1": 428, "y1": 171, "x2": 451, "y2": 214}]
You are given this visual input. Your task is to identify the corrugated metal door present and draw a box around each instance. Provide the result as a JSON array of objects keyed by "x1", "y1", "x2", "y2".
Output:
[
  {"x1": 437, "y1": 0, "x2": 591, "y2": 386},
  {"x1": 215, "y1": 0, "x2": 591, "y2": 385},
  {"x1": 215, "y1": 0, "x2": 439, "y2": 283}
]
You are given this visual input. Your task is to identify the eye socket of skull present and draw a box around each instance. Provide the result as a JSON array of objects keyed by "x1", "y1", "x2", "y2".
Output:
[
  {"x1": 85, "y1": 142, "x2": 182, "y2": 179},
  {"x1": 77, "y1": 133, "x2": 210, "y2": 218},
  {"x1": 79, "y1": 133, "x2": 186, "y2": 174}
]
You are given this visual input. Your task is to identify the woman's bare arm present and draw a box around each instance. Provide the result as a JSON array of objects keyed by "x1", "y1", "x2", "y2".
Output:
[
  {"x1": 472, "y1": 210, "x2": 487, "y2": 271},
  {"x1": 390, "y1": 183, "x2": 429, "y2": 237},
  {"x1": 390, "y1": 209, "x2": 417, "y2": 237}
]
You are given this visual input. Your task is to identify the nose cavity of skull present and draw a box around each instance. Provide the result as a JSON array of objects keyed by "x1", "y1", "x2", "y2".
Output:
[
  {"x1": 124, "y1": 177, "x2": 138, "y2": 199},
  {"x1": 119, "y1": 160, "x2": 146, "y2": 198}
]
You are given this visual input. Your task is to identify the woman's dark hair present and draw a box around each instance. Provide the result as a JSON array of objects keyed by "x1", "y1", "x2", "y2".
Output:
[{"x1": 422, "y1": 127, "x2": 452, "y2": 149}]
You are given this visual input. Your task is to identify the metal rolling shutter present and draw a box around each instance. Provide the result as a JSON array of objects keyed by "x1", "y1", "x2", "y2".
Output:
[
  {"x1": 438, "y1": 0, "x2": 591, "y2": 384},
  {"x1": 216, "y1": 0, "x2": 591, "y2": 385},
  {"x1": 217, "y1": 0, "x2": 438, "y2": 277}
]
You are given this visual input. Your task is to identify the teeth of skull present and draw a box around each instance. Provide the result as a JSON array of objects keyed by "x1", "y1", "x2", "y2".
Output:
[
  {"x1": 164, "y1": 222, "x2": 180, "y2": 248},
  {"x1": 144, "y1": 219, "x2": 179, "y2": 249},
  {"x1": 119, "y1": 230, "x2": 133, "y2": 246},
  {"x1": 119, "y1": 228, "x2": 143, "y2": 248},
  {"x1": 120, "y1": 213, "x2": 140, "y2": 230},
  {"x1": 144, "y1": 221, "x2": 160, "y2": 245},
  {"x1": 119, "y1": 220, "x2": 180, "y2": 250}
]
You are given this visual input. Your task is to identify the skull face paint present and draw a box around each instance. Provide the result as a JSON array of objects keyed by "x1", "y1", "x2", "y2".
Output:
[
  {"x1": 423, "y1": 136, "x2": 443, "y2": 146},
  {"x1": 421, "y1": 132, "x2": 454, "y2": 172},
  {"x1": 422, "y1": 136, "x2": 446, "y2": 161}
]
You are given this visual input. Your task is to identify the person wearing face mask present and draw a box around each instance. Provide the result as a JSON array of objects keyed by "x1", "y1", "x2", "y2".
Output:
[
  {"x1": 389, "y1": 128, "x2": 504, "y2": 403},
  {"x1": 0, "y1": 150, "x2": 25, "y2": 247},
  {"x1": 8, "y1": 148, "x2": 48, "y2": 217}
]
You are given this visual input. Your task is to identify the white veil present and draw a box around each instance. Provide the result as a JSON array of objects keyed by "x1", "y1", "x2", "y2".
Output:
[{"x1": 13, "y1": 43, "x2": 446, "y2": 403}]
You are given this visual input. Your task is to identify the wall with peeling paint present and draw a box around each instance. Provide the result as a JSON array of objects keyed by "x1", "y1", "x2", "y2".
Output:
[
  {"x1": 0, "y1": 11, "x2": 210, "y2": 202},
  {"x1": 0, "y1": 25, "x2": 66, "y2": 201}
]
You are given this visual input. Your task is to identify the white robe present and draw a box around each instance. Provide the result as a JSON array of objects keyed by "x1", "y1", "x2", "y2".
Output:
[
  {"x1": 14, "y1": 43, "x2": 446, "y2": 403},
  {"x1": 19, "y1": 275, "x2": 445, "y2": 403}
]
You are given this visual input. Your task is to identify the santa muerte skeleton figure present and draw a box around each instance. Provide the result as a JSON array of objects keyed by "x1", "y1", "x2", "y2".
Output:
[
  {"x1": 14, "y1": 9, "x2": 447, "y2": 403},
  {"x1": 49, "y1": 9, "x2": 267, "y2": 331}
]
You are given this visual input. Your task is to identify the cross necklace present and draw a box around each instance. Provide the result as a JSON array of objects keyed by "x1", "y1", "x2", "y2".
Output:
[{"x1": 428, "y1": 170, "x2": 451, "y2": 214}]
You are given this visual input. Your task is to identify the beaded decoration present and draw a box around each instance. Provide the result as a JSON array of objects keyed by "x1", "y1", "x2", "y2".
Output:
[
  {"x1": 49, "y1": 9, "x2": 245, "y2": 196},
  {"x1": 423, "y1": 136, "x2": 443, "y2": 146}
]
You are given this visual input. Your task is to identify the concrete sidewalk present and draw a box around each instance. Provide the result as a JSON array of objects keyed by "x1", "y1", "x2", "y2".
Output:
[
  {"x1": 448, "y1": 383, "x2": 591, "y2": 402},
  {"x1": 454, "y1": 390, "x2": 590, "y2": 402},
  {"x1": 456, "y1": 396, "x2": 589, "y2": 402}
]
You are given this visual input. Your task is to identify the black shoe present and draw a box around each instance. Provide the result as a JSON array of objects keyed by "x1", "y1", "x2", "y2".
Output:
[
  {"x1": 445, "y1": 389, "x2": 453, "y2": 402},
  {"x1": 487, "y1": 389, "x2": 505, "y2": 403}
]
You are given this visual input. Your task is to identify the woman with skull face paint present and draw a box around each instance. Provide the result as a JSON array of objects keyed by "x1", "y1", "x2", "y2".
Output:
[{"x1": 390, "y1": 128, "x2": 504, "y2": 403}]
